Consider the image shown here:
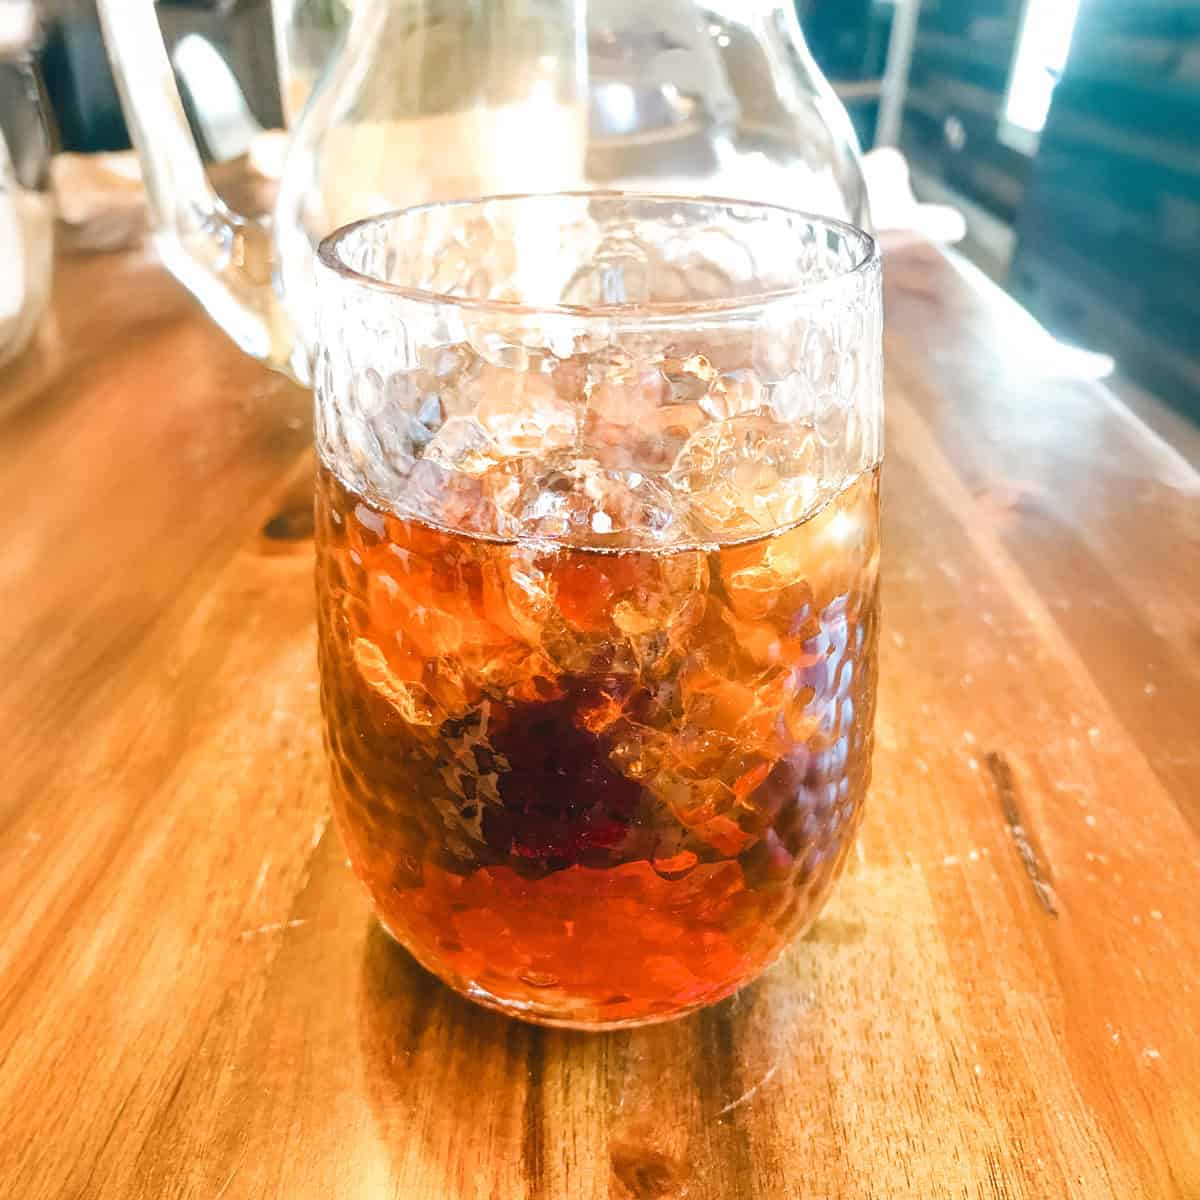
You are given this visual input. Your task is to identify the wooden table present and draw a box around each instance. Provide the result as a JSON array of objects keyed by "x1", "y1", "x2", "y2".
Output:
[{"x1": 1, "y1": 238, "x2": 1198, "y2": 1200}]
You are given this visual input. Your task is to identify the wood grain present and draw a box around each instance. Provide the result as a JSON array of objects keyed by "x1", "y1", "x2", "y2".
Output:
[{"x1": 1, "y1": 237, "x2": 1198, "y2": 1199}]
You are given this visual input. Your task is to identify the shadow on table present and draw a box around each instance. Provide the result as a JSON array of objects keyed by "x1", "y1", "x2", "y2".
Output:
[
  {"x1": 356, "y1": 919, "x2": 805, "y2": 1197},
  {"x1": 358, "y1": 921, "x2": 554, "y2": 1193}
]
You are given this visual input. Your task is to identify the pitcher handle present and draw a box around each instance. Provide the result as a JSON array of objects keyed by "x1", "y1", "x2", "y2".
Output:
[{"x1": 96, "y1": 0, "x2": 291, "y2": 370}]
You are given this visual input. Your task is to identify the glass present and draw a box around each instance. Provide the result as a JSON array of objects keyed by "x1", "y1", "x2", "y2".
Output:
[
  {"x1": 98, "y1": 0, "x2": 868, "y2": 382},
  {"x1": 314, "y1": 193, "x2": 881, "y2": 1028},
  {"x1": 0, "y1": 20, "x2": 54, "y2": 369},
  {"x1": 271, "y1": 0, "x2": 351, "y2": 127}
]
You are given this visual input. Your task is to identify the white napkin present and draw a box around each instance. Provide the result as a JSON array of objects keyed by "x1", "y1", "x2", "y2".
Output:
[
  {"x1": 0, "y1": 1, "x2": 36, "y2": 58},
  {"x1": 862, "y1": 147, "x2": 967, "y2": 245},
  {"x1": 51, "y1": 151, "x2": 150, "y2": 251}
]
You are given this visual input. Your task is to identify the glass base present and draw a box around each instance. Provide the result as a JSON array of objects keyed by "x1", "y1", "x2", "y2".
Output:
[
  {"x1": 372, "y1": 913, "x2": 762, "y2": 1031},
  {"x1": 458, "y1": 979, "x2": 737, "y2": 1031}
]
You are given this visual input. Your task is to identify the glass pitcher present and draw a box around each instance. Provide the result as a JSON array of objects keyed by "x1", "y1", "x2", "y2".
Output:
[{"x1": 98, "y1": 0, "x2": 868, "y2": 384}]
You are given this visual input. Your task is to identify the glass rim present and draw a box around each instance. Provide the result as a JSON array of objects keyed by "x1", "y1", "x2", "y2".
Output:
[{"x1": 316, "y1": 190, "x2": 879, "y2": 322}]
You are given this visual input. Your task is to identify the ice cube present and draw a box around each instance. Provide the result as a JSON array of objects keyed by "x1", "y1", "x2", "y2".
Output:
[
  {"x1": 584, "y1": 366, "x2": 669, "y2": 446},
  {"x1": 421, "y1": 416, "x2": 497, "y2": 476},
  {"x1": 476, "y1": 364, "x2": 578, "y2": 455},
  {"x1": 757, "y1": 471, "x2": 879, "y2": 610},
  {"x1": 668, "y1": 415, "x2": 824, "y2": 536},
  {"x1": 718, "y1": 536, "x2": 815, "y2": 621},
  {"x1": 352, "y1": 637, "x2": 444, "y2": 728},
  {"x1": 661, "y1": 353, "x2": 717, "y2": 404},
  {"x1": 516, "y1": 459, "x2": 678, "y2": 547},
  {"x1": 419, "y1": 343, "x2": 485, "y2": 421},
  {"x1": 643, "y1": 769, "x2": 749, "y2": 856},
  {"x1": 613, "y1": 573, "x2": 707, "y2": 676},
  {"x1": 496, "y1": 546, "x2": 601, "y2": 675},
  {"x1": 403, "y1": 458, "x2": 520, "y2": 538},
  {"x1": 698, "y1": 368, "x2": 764, "y2": 421}
]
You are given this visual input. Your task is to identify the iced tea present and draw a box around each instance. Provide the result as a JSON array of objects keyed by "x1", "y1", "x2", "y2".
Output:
[
  {"x1": 314, "y1": 194, "x2": 882, "y2": 1027},
  {"x1": 317, "y1": 459, "x2": 878, "y2": 1027}
]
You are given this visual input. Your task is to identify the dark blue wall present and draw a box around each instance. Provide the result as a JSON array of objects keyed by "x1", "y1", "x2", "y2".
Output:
[{"x1": 1011, "y1": 0, "x2": 1200, "y2": 419}]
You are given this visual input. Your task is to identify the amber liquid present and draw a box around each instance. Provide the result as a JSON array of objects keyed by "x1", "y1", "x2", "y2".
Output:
[{"x1": 316, "y1": 461, "x2": 879, "y2": 1027}]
